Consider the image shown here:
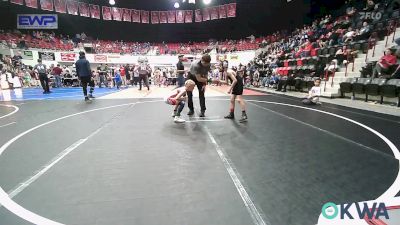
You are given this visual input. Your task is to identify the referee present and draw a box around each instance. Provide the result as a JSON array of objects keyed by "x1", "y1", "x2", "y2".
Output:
[{"x1": 187, "y1": 54, "x2": 211, "y2": 117}]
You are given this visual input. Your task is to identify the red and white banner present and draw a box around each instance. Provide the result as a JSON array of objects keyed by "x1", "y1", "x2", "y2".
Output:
[
  {"x1": 168, "y1": 10, "x2": 176, "y2": 23},
  {"x1": 54, "y1": 0, "x2": 66, "y2": 13},
  {"x1": 40, "y1": 0, "x2": 53, "y2": 11},
  {"x1": 112, "y1": 7, "x2": 122, "y2": 21},
  {"x1": 66, "y1": 0, "x2": 78, "y2": 15},
  {"x1": 159, "y1": 11, "x2": 167, "y2": 24},
  {"x1": 202, "y1": 8, "x2": 210, "y2": 21},
  {"x1": 141, "y1": 10, "x2": 149, "y2": 23},
  {"x1": 176, "y1": 10, "x2": 184, "y2": 23},
  {"x1": 131, "y1": 9, "x2": 140, "y2": 23},
  {"x1": 102, "y1": 6, "x2": 112, "y2": 20},
  {"x1": 78, "y1": 2, "x2": 89, "y2": 17},
  {"x1": 94, "y1": 55, "x2": 107, "y2": 63},
  {"x1": 210, "y1": 7, "x2": 218, "y2": 20},
  {"x1": 61, "y1": 53, "x2": 76, "y2": 61},
  {"x1": 185, "y1": 10, "x2": 193, "y2": 23},
  {"x1": 195, "y1": 9, "x2": 202, "y2": 23},
  {"x1": 89, "y1": 4, "x2": 100, "y2": 19},
  {"x1": 10, "y1": 0, "x2": 23, "y2": 5},
  {"x1": 122, "y1": 8, "x2": 131, "y2": 22},
  {"x1": 25, "y1": 0, "x2": 38, "y2": 8},
  {"x1": 227, "y1": 3, "x2": 236, "y2": 18},
  {"x1": 219, "y1": 5, "x2": 227, "y2": 19},
  {"x1": 151, "y1": 11, "x2": 159, "y2": 24}
]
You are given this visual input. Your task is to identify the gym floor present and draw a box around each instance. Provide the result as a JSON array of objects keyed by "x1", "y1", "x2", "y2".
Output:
[{"x1": 0, "y1": 86, "x2": 399, "y2": 225}]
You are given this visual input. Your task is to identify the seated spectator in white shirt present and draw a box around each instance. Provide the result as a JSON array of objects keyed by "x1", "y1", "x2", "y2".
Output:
[{"x1": 302, "y1": 78, "x2": 321, "y2": 105}]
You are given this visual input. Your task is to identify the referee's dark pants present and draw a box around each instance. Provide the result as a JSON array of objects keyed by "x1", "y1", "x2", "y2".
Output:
[
  {"x1": 39, "y1": 73, "x2": 50, "y2": 93},
  {"x1": 187, "y1": 73, "x2": 206, "y2": 112},
  {"x1": 80, "y1": 76, "x2": 95, "y2": 97}
]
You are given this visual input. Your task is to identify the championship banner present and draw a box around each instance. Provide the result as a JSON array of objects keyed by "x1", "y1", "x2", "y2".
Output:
[
  {"x1": 219, "y1": 5, "x2": 227, "y2": 19},
  {"x1": 60, "y1": 53, "x2": 76, "y2": 61},
  {"x1": 151, "y1": 11, "x2": 159, "y2": 24},
  {"x1": 227, "y1": 3, "x2": 236, "y2": 18},
  {"x1": 122, "y1": 8, "x2": 131, "y2": 22},
  {"x1": 54, "y1": 0, "x2": 66, "y2": 13},
  {"x1": 167, "y1": 11, "x2": 176, "y2": 23},
  {"x1": 102, "y1": 6, "x2": 112, "y2": 20},
  {"x1": 23, "y1": 51, "x2": 33, "y2": 60},
  {"x1": 25, "y1": 0, "x2": 38, "y2": 9},
  {"x1": 112, "y1": 7, "x2": 122, "y2": 21},
  {"x1": 202, "y1": 8, "x2": 210, "y2": 21},
  {"x1": 184, "y1": 10, "x2": 193, "y2": 23},
  {"x1": 40, "y1": 0, "x2": 54, "y2": 11},
  {"x1": 210, "y1": 7, "x2": 218, "y2": 20},
  {"x1": 195, "y1": 9, "x2": 202, "y2": 22},
  {"x1": 39, "y1": 52, "x2": 55, "y2": 61},
  {"x1": 89, "y1": 4, "x2": 100, "y2": 19},
  {"x1": 10, "y1": 0, "x2": 23, "y2": 5},
  {"x1": 176, "y1": 10, "x2": 184, "y2": 23},
  {"x1": 141, "y1": 10, "x2": 149, "y2": 23},
  {"x1": 66, "y1": 0, "x2": 78, "y2": 15},
  {"x1": 159, "y1": 11, "x2": 167, "y2": 24},
  {"x1": 78, "y1": 2, "x2": 89, "y2": 17},
  {"x1": 131, "y1": 9, "x2": 140, "y2": 23},
  {"x1": 94, "y1": 55, "x2": 107, "y2": 63}
]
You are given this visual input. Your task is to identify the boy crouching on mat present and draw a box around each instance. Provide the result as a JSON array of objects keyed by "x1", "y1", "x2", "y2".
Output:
[
  {"x1": 165, "y1": 80, "x2": 196, "y2": 123},
  {"x1": 302, "y1": 78, "x2": 321, "y2": 105}
]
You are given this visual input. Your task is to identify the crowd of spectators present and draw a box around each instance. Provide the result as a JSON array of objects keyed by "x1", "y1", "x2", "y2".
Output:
[
  {"x1": 0, "y1": 29, "x2": 261, "y2": 55},
  {"x1": 250, "y1": 0, "x2": 400, "y2": 92}
]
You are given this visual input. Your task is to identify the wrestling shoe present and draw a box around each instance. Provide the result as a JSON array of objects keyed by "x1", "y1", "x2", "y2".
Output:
[
  {"x1": 174, "y1": 116, "x2": 185, "y2": 123},
  {"x1": 239, "y1": 114, "x2": 248, "y2": 123},
  {"x1": 199, "y1": 111, "x2": 205, "y2": 118},
  {"x1": 224, "y1": 113, "x2": 235, "y2": 119}
]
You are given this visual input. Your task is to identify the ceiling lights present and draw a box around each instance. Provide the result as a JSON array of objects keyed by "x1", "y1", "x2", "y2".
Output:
[
  {"x1": 109, "y1": 0, "x2": 115, "y2": 6},
  {"x1": 174, "y1": 2, "x2": 180, "y2": 8},
  {"x1": 203, "y1": 0, "x2": 211, "y2": 4}
]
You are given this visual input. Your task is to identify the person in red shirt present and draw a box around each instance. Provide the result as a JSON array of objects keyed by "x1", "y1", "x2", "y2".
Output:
[
  {"x1": 372, "y1": 49, "x2": 398, "y2": 78},
  {"x1": 52, "y1": 64, "x2": 63, "y2": 88},
  {"x1": 119, "y1": 66, "x2": 126, "y2": 87}
]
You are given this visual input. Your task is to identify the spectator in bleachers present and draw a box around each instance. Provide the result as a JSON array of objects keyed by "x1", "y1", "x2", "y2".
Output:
[
  {"x1": 364, "y1": 0, "x2": 376, "y2": 11},
  {"x1": 357, "y1": 21, "x2": 372, "y2": 40},
  {"x1": 372, "y1": 49, "x2": 398, "y2": 78},
  {"x1": 343, "y1": 27, "x2": 357, "y2": 43}
]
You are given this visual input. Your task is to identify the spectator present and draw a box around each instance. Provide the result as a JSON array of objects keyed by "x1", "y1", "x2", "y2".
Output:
[
  {"x1": 52, "y1": 64, "x2": 63, "y2": 88},
  {"x1": 372, "y1": 49, "x2": 398, "y2": 78},
  {"x1": 302, "y1": 78, "x2": 321, "y2": 105},
  {"x1": 357, "y1": 22, "x2": 371, "y2": 40}
]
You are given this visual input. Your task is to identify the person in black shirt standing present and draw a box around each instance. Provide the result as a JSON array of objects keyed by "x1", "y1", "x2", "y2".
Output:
[
  {"x1": 176, "y1": 55, "x2": 186, "y2": 87},
  {"x1": 187, "y1": 54, "x2": 211, "y2": 117},
  {"x1": 75, "y1": 52, "x2": 95, "y2": 101}
]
